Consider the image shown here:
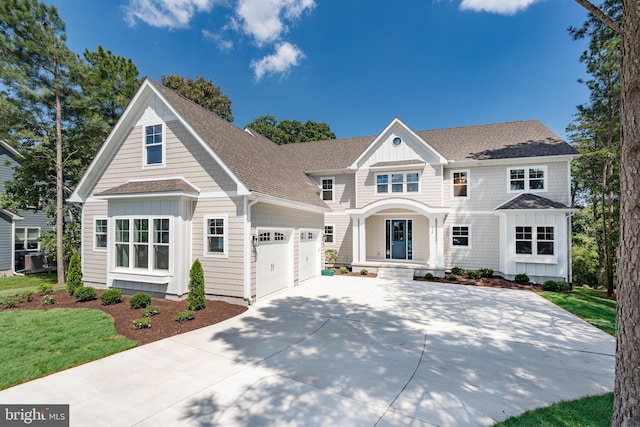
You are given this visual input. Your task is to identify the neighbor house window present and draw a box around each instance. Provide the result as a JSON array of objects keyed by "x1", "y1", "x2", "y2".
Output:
[
  {"x1": 515, "y1": 226, "x2": 554, "y2": 256},
  {"x1": 321, "y1": 178, "x2": 334, "y2": 201},
  {"x1": 14, "y1": 228, "x2": 40, "y2": 251},
  {"x1": 205, "y1": 216, "x2": 227, "y2": 256},
  {"x1": 95, "y1": 219, "x2": 107, "y2": 250},
  {"x1": 376, "y1": 172, "x2": 420, "y2": 194},
  {"x1": 452, "y1": 226, "x2": 470, "y2": 247},
  {"x1": 145, "y1": 124, "x2": 163, "y2": 165},
  {"x1": 453, "y1": 171, "x2": 468, "y2": 197},
  {"x1": 509, "y1": 166, "x2": 546, "y2": 191},
  {"x1": 324, "y1": 225, "x2": 334, "y2": 243},
  {"x1": 114, "y1": 217, "x2": 170, "y2": 270}
]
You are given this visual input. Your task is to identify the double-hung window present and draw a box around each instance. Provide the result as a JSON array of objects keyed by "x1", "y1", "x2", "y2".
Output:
[
  {"x1": 452, "y1": 171, "x2": 468, "y2": 197},
  {"x1": 509, "y1": 166, "x2": 546, "y2": 192},
  {"x1": 515, "y1": 226, "x2": 554, "y2": 256},
  {"x1": 145, "y1": 124, "x2": 163, "y2": 166},
  {"x1": 377, "y1": 174, "x2": 389, "y2": 193},
  {"x1": 321, "y1": 178, "x2": 334, "y2": 201},
  {"x1": 205, "y1": 216, "x2": 227, "y2": 257},
  {"x1": 95, "y1": 219, "x2": 107, "y2": 250},
  {"x1": 324, "y1": 225, "x2": 334, "y2": 243},
  {"x1": 115, "y1": 218, "x2": 170, "y2": 271},
  {"x1": 452, "y1": 226, "x2": 470, "y2": 247},
  {"x1": 14, "y1": 228, "x2": 40, "y2": 251},
  {"x1": 376, "y1": 172, "x2": 420, "y2": 194}
]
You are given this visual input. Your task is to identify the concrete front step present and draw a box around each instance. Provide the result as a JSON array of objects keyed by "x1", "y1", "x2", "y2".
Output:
[{"x1": 377, "y1": 267, "x2": 415, "y2": 280}]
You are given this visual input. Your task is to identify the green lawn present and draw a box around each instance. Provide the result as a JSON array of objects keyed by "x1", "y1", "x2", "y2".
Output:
[
  {"x1": 494, "y1": 286, "x2": 616, "y2": 426},
  {"x1": 0, "y1": 308, "x2": 136, "y2": 390},
  {"x1": 0, "y1": 273, "x2": 59, "y2": 295}
]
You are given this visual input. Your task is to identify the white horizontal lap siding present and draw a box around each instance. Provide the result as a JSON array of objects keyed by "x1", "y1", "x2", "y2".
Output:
[
  {"x1": 193, "y1": 197, "x2": 245, "y2": 298},
  {"x1": 444, "y1": 214, "x2": 500, "y2": 271},
  {"x1": 355, "y1": 165, "x2": 440, "y2": 209},
  {"x1": 251, "y1": 203, "x2": 324, "y2": 296},
  {"x1": 324, "y1": 213, "x2": 353, "y2": 265},
  {"x1": 309, "y1": 174, "x2": 356, "y2": 209},
  {"x1": 82, "y1": 201, "x2": 109, "y2": 286}
]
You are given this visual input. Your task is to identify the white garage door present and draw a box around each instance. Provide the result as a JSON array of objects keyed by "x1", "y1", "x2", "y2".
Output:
[
  {"x1": 299, "y1": 229, "x2": 321, "y2": 282},
  {"x1": 257, "y1": 229, "x2": 292, "y2": 299}
]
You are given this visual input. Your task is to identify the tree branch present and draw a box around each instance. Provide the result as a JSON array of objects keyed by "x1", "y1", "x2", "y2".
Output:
[{"x1": 574, "y1": 0, "x2": 623, "y2": 36}]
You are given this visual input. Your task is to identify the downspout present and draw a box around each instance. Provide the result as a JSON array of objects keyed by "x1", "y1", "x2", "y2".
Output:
[{"x1": 243, "y1": 196, "x2": 259, "y2": 305}]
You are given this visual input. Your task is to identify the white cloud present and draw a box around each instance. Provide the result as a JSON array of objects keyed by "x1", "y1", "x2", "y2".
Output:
[
  {"x1": 202, "y1": 29, "x2": 234, "y2": 51},
  {"x1": 235, "y1": 0, "x2": 315, "y2": 47},
  {"x1": 124, "y1": 0, "x2": 219, "y2": 28},
  {"x1": 459, "y1": 0, "x2": 539, "y2": 15},
  {"x1": 251, "y1": 42, "x2": 304, "y2": 81}
]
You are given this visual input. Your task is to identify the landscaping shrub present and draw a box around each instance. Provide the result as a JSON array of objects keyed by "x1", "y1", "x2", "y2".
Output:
[
  {"x1": 556, "y1": 281, "x2": 570, "y2": 291},
  {"x1": 100, "y1": 289, "x2": 122, "y2": 305},
  {"x1": 360, "y1": 269, "x2": 368, "y2": 275},
  {"x1": 465, "y1": 270, "x2": 482, "y2": 279},
  {"x1": 188, "y1": 259, "x2": 206, "y2": 311},
  {"x1": 73, "y1": 286, "x2": 97, "y2": 302},
  {"x1": 132, "y1": 317, "x2": 150, "y2": 329},
  {"x1": 451, "y1": 266, "x2": 465, "y2": 276},
  {"x1": 176, "y1": 310, "x2": 195, "y2": 323},
  {"x1": 448, "y1": 274, "x2": 458, "y2": 281},
  {"x1": 37, "y1": 283, "x2": 53, "y2": 294},
  {"x1": 515, "y1": 273, "x2": 530, "y2": 285},
  {"x1": 18, "y1": 290, "x2": 34, "y2": 302},
  {"x1": 41, "y1": 295, "x2": 56, "y2": 305},
  {"x1": 424, "y1": 272, "x2": 435, "y2": 280},
  {"x1": 479, "y1": 268, "x2": 493, "y2": 278},
  {"x1": 325, "y1": 249, "x2": 337, "y2": 265},
  {"x1": 129, "y1": 292, "x2": 151, "y2": 309},
  {"x1": 2, "y1": 296, "x2": 19, "y2": 308},
  {"x1": 66, "y1": 251, "x2": 83, "y2": 296},
  {"x1": 142, "y1": 305, "x2": 159, "y2": 317},
  {"x1": 340, "y1": 266, "x2": 349, "y2": 274},
  {"x1": 542, "y1": 280, "x2": 558, "y2": 291}
]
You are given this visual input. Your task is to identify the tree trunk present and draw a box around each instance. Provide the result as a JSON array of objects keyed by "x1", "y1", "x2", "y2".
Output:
[
  {"x1": 613, "y1": 0, "x2": 640, "y2": 424},
  {"x1": 55, "y1": 64, "x2": 65, "y2": 286}
]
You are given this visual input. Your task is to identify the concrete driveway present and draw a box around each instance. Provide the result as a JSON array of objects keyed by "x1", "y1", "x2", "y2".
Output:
[{"x1": 0, "y1": 276, "x2": 614, "y2": 426}]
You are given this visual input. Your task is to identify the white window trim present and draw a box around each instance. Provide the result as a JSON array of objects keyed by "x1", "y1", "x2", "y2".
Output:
[
  {"x1": 15, "y1": 227, "x2": 41, "y2": 252},
  {"x1": 111, "y1": 216, "x2": 172, "y2": 273},
  {"x1": 324, "y1": 224, "x2": 335, "y2": 244},
  {"x1": 451, "y1": 169, "x2": 470, "y2": 198},
  {"x1": 507, "y1": 165, "x2": 547, "y2": 193},
  {"x1": 94, "y1": 217, "x2": 108, "y2": 252},
  {"x1": 375, "y1": 171, "x2": 421, "y2": 195},
  {"x1": 204, "y1": 214, "x2": 229, "y2": 258},
  {"x1": 142, "y1": 123, "x2": 166, "y2": 168},
  {"x1": 320, "y1": 177, "x2": 335, "y2": 202},
  {"x1": 513, "y1": 225, "x2": 557, "y2": 264},
  {"x1": 451, "y1": 224, "x2": 471, "y2": 249}
]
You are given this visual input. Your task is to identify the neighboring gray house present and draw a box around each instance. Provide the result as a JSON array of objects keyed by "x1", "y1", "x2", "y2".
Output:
[
  {"x1": 0, "y1": 140, "x2": 51, "y2": 276},
  {"x1": 70, "y1": 78, "x2": 578, "y2": 302}
]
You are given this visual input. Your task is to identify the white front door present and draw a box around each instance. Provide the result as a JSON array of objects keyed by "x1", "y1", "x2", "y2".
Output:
[
  {"x1": 256, "y1": 229, "x2": 291, "y2": 299},
  {"x1": 299, "y1": 229, "x2": 320, "y2": 282}
]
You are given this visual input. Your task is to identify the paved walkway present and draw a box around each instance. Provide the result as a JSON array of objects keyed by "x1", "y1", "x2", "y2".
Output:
[{"x1": 0, "y1": 277, "x2": 614, "y2": 426}]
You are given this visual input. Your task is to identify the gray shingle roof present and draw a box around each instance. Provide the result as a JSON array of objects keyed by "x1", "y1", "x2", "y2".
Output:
[
  {"x1": 97, "y1": 178, "x2": 198, "y2": 196},
  {"x1": 280, "y1": 120, "x2": 578, "y2": 171},
  {"x1": 148, "y1": 80, "x2": 327, "y2": 209},
  {"x1": 496, "y1": 193, "x2": 572, "y2": 210}
]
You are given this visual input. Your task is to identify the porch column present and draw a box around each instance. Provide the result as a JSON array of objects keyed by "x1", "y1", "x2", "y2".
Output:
[
  {"x1": 428, "y1": 217, "x2": 437, "y2": 266},
  {"x1": 351, "y1": 215, "x2": 361, "y2": 264},
  {"x1": 358, "y1": 215, "x2": 367, "y2": 263},
  {"x1": 435, "y1": 214, "x2": 445, "y2": 268}
]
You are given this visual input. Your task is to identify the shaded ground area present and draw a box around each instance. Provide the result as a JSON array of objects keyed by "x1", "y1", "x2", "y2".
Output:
[{"x1": 0, "y1": 289, "x2": 247, "y2": 345}]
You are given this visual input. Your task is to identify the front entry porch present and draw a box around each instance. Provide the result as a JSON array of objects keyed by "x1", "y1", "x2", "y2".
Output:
[{"x1": 347, "y1": 198, "x2": 449, "y2": 278}]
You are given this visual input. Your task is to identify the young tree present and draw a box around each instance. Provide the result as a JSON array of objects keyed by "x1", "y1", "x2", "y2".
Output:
[
  {"x1": 188, "y1": 259, "x2": 206, "y2": 311},
  {"x1": 573, "y1": 0, "x2": 640, "y2": 424},
  {"x1": 161, "y1": 75, "x2": 234, "y2": 122},
  {"x1": 245, "y1": 115, "x2": 336, "y2": 144},
  {"x1": 0, "y1": 0, "x2": 83, "y2": 284}
]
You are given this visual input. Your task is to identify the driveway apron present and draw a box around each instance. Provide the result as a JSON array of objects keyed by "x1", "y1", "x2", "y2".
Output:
[{"x1": 0, "y1": 277, "x2": 614, "y2": 426}]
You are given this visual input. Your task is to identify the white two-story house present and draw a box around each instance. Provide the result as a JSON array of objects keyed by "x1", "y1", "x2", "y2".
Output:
[{"x1": 70, "y1": 78, "x2": 577, "y2": 303}]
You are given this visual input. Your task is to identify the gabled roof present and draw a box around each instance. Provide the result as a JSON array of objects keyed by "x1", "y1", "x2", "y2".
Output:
[
  {"x1": 495, "y1": 193, "x2": 574, "y2": 211},
  {"x1": 96, "y1": 178, "x2": 199, "y2": 197},
  {"x1": 0, "y1": 140, "x2": 22, "y2": 160},
  {"x1": 280, "y1": 120, "x2": 578, "y2": 172}
]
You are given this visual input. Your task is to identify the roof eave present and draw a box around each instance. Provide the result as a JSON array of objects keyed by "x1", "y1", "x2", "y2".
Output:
[
  {"x1": 448, "y1": 154, "x2": 579, "y2": 168},
  {"x1": 251, "y1": 192, "x2": 330, "y2": 214}
]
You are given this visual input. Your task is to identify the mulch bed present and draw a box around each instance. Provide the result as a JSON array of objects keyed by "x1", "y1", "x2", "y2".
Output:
[
  {"x1": 0, "y1": 290, "x2": 247, "y2": 346},
  {"x1": 415, "y1": 275, "x2": 541, "y2": 290}
]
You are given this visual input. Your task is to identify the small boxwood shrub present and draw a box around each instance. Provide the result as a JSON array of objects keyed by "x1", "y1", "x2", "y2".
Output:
[
  {"x1": 515, "y1": 273, "x2": 530, "y2": 285},
  {"x1": 142, "y1": 305, "x2": 159, "y2": 317},
  {"x1": 451, "y1": 266, "x2": 465, "y2": 276},
  {"x1": 132, "y1": 317, "x2": 150, "y2": 329},
  {"x1": 359, "y1": 269, "x2": 368, "y2": 275},
  {"x1": 37, "y1": 283, "x2": 54, "y2": 294},
  {"x1": 100, "y1": 289, "x2": 123, "y2": 305},
  {"x1": 556, "y1": 281, "x2": 570, "y2": 291},
  {"x1": 424, "y1": 272, "x2": 435, "y2": 280},
  {"x1": 18, "y1": 290, "x2": 34, "y2": 302},
  {"x1": 41, "y1": 294, "x2": 56, "y2": 305},
  {"x1": 542, "y1": 280, "x2": 558, "y2": 291},
  {"x1": 478, "y1": 268, "x2": 494, "y2": 278},
  {"x1": 465, "y1": 270, "x2": 482, "y2": 279},
  {"x1": 340, "y1": 266, "x2": 349, "y2": 274},
  {"x1": 448, "y1": 274, "x2": 458, "y2": 281},
  {"x1": 74, "y1": 286, "x2": 97, "y2": 301},
  {"x1": 176, "y1": 310, "x2": 195, "y2": 323},
  {"x1": 2, "y1": 296, "x2": 19, "y2": 308},
  {"x1": 129, "y1": 292, "x2": 152, "y2": 309}
]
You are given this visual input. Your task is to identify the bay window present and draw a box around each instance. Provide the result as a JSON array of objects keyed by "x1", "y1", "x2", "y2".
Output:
[{"x1": 114, "y1": 217, "x2": 170, "y2": 271}]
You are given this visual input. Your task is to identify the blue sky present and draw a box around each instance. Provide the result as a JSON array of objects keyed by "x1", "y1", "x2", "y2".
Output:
[{"x1": 48, "y1": 0, "x2": 590, "y2": 140}]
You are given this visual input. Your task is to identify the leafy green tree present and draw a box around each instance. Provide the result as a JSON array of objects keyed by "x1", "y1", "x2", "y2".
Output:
[
  {"x1": 188, "y1": 259, "x2": 206, "y2": 311},
  {"x1": 161, "y1": 75, "x2": 233, "y2": 122},
  {"x1": 245, "y1": 115, "x2": 336, "y2": 144},
  {"x1": 0, "y1": 0, "x2": 84, "y2": 284}
]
